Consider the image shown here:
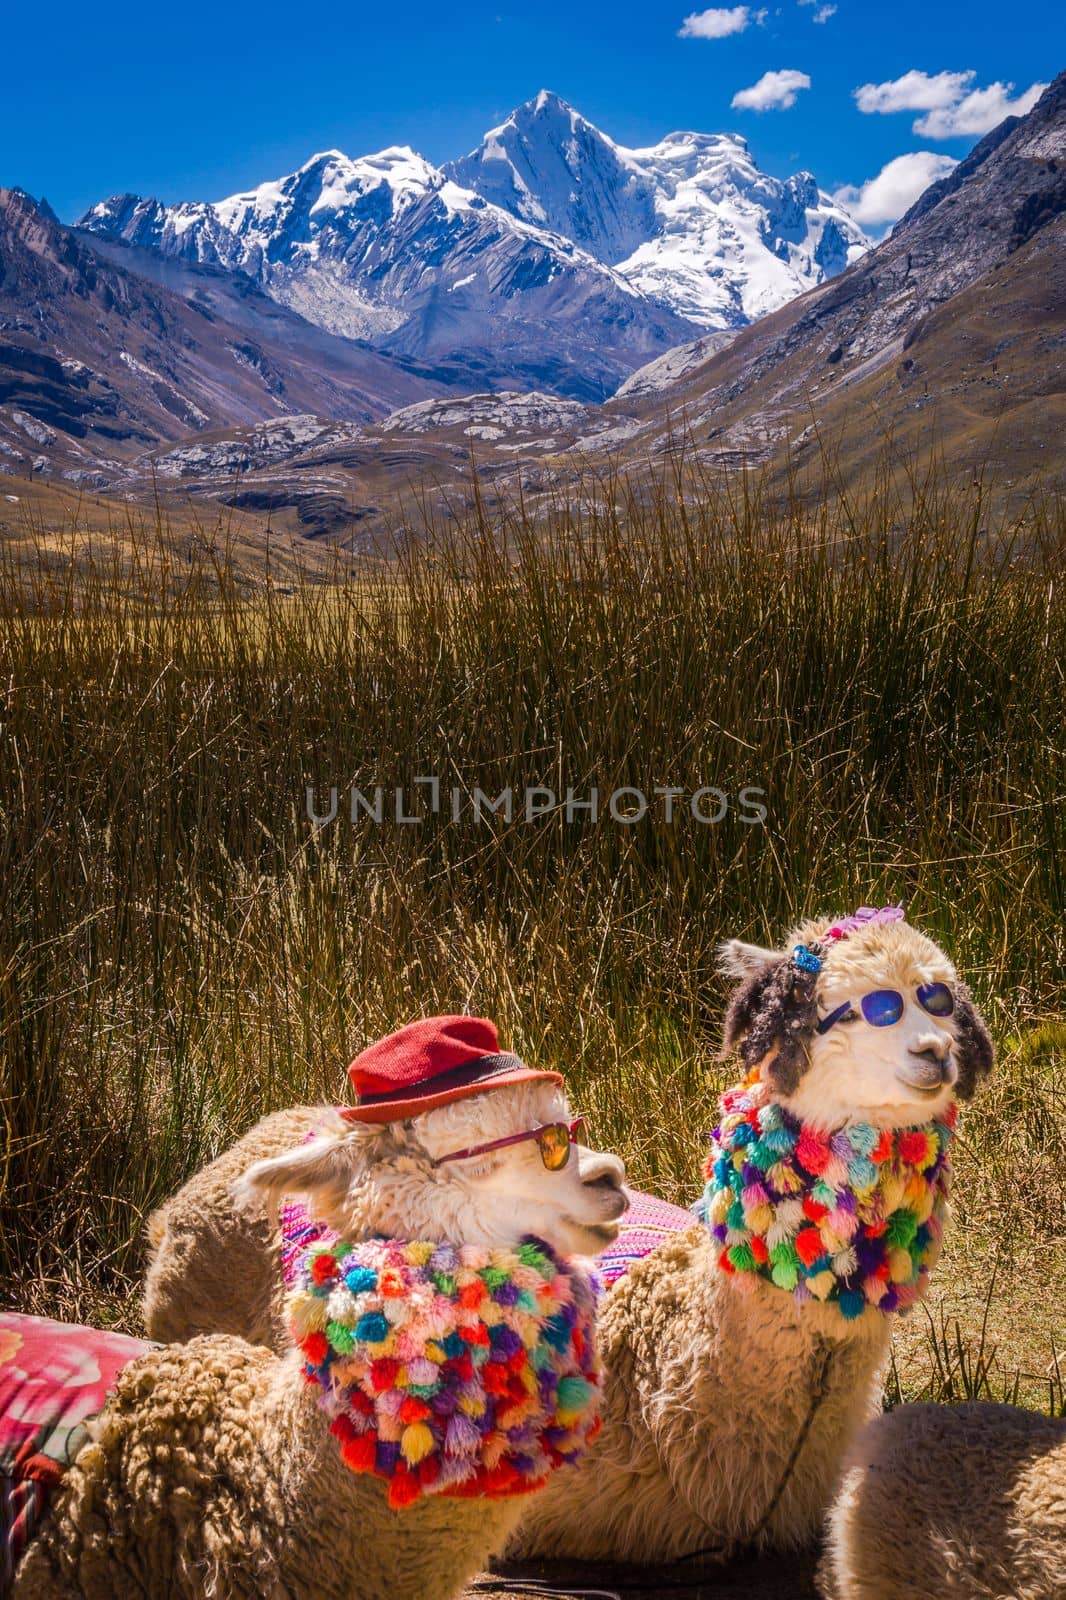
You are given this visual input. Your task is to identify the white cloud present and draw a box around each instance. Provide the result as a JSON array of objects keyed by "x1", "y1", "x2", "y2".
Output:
[
  {"x1": 833, "y1": 150, "x2": 958, "y2": 225},
  {"x1": 678, "y1": 5, "x2": 766, "y2": 37},
  {"x1": 855, "y1": 70, "x2": 1047, "y2": 139},
  {"x1": 812, "y1": 4, "x2": 836, "y2": 20},
  {"x1": 855, "y1": 70, "x2": 976, "y2": 115},
  {"x1": 915, "y1": 80, "x2": 1047, "y2": 138},
  {"x1": 731, "y1": 68, "x2": 811, "y2": 111}
]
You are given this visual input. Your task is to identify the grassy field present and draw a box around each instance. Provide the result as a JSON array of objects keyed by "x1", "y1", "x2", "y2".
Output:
[{"x1": 1, "y1": 454, "x2": 1063, "y2": 1413}]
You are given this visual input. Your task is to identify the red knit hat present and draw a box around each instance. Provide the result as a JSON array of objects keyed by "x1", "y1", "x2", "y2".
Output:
[{"x1": 339, "y1": 1015, "x2": 563, "y2": 1124}]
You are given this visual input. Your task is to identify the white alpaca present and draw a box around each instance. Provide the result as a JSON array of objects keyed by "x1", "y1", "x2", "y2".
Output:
[
  {"x1": 514, "y1": 910, "x2": 994, "y2": 1562},
  {"x1": 140, "y1": 911, "x2": 995, "y2": 1565},
  {"x1": 820, "y1": 1402, "x2": 1066, "y2": 1600},
  {"x1": 4, "y1": 1076, "x2": 626, "y2": 1600}
]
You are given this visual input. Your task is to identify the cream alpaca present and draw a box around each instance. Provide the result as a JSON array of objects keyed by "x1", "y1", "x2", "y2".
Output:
[
  {"x1": 9, "y1": 1077, "x2": 625, "y2": 1600},
  {"x1": 142, "y1": 912, "x2": 994, "y2": 1563},
  {"x1": 514, "y1": 911, "x2": 993, "y2": 1562},
  {"x1": 820, "y1": 1402, "x2": 1066, "y2": 1600}
]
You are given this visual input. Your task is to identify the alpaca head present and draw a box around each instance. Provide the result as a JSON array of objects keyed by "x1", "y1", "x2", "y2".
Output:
[
  {"x1": 238, "y1": 1078, "x2": 627, "y2": 1259},
  {"x1": 719, "y1": 911, "x2": 994, "y2": 1130}
]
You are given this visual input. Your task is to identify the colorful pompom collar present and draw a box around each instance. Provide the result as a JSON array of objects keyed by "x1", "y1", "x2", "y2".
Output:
[
  {"x1": 286, "y1": 1234, "x2": 602, "y2": 1509},
  {"x1": 697, "y1": 1077, "x2": 955, "y2": 1320}
]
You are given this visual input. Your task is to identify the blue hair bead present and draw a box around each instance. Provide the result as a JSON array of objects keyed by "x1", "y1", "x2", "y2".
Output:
[{"x1": 792, "y1": 944, "x2": 822, "y2": 974}]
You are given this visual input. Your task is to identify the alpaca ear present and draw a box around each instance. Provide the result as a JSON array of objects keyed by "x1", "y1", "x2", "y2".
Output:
[
  {"x1": 951, "y1": 983, "x2": 995, "y2": 1099},
  {"x1": 717, "y1": 939, "x2": 781, "y2": 979},
  {"x1": 234, "y1": 1131, "x2": 357, "y2": 1218},
  {"x1": 719, "y1": 953, "x2": 788, "y2": 1056},
  {"x1": 720, "y1": 953, "x2": 820, "y2": 1096}
]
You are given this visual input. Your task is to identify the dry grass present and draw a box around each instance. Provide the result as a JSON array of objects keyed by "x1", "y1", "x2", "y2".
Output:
[{"x1": 0, "y1": 453, "x2": 1063, "y2": 1411}]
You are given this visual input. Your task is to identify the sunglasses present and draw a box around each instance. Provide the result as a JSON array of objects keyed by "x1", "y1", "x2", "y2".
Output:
[
  {"x1": 816, "y1": 982, "x2": 955, "y2": 1035},
  {"x1": 432, "y1": 1117, "x2": 589, "y2": 1172}
]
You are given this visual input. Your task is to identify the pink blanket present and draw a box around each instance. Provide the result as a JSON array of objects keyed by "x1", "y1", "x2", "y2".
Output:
[{"x1": 0, "y1": 1312, "x2": 150, "y2": 1593}]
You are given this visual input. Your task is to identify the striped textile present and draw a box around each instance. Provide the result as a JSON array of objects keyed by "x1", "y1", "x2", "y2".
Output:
[
  {"x1": 280, "y1": 1197, "x2": 331, "y2": 1288},
  {"x1": 594, "y1": 1190, "x2": 697, "y2": 1287},
  {"x1": 1, "y1": 1476, "x2": 50, "y2": 1596},
  {"x1": 279, "y1": 1187, "x2": 695, "y2": 1292}
]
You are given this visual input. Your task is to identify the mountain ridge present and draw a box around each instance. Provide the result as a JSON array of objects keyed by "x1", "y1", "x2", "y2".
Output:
[
  {"x1": 78, "y1": 91, "x2": 868, "y2": 399},
  {"x1": 446, "y1": 91, "x2": 866, "y2": 327},
  {"x1": 124, "y1": 72, "x2": 1065, "y2": 541},
  {"x1": 0, "y1": 185, "x2": 469, "y2": 483}
]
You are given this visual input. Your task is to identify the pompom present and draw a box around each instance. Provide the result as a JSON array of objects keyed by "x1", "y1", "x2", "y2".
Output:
[
  {"x1": 341, "y1": 1434, "x2": 377, "y2": 1472},
  {"x1": 354, "y1": 1312, "x2": 390, "y2": 1344},
  {"x1": 697, "y1": 1076, "x2": 953, "y2": 1321},
  {"x1": 302, "y1": 1330, "x2": 329, "y2": 1365},
  {"x1": 285, "y1": 1231, "x2": 601, "y2": 1509},
  {"x1": 310, "y1": 1251, "x2": 338, "y2": 1286},
  {"x1": 401, "y1": 1422, "x2": 436, "y2": 1465}
]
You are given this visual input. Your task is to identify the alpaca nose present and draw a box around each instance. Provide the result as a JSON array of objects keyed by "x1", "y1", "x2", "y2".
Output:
[
  {"x1": 579, "y1": 1151, "x2": 627, "y2": 1204},
  {"x1": 910, "y1": 1033, "x2": 952, "y2": 1064},
  {"x1": 904, "y1": 1031, "x2": 956, "y2": 1089}
]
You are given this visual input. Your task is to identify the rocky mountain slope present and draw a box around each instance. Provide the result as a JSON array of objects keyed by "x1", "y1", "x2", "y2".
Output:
[
  {"x1": 79, "y1": 93, "x2": 866, "y2": 401},
  {"x1": 588, "y1": 68, "x2": 1066, "y2": 477},
  {"x1": 4, "y1": 79, "x2": 1061, "y2": 534},
  {"x1": 80, "y1": 145, "x2": 697, "y2": 402},
  {"x1": 0, "y1": 188, "x2": 460, "y2": 482}
]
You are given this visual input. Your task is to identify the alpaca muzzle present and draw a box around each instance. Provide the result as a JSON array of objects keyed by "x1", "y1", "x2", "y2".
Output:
[
  {"x1": 578, "y1": 1151, "x2": 628, "y2": 1215},
  {"x1": 899, "y1": 1042, "x2": 957, "y2": 1092}
]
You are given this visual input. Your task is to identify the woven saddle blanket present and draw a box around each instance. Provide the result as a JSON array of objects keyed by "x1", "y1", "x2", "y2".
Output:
[
  {"x1": 281, "y1": 1186, "x2": 695, "y2": 1290},
  {"x1": 0, "y1": 1312, "x2": 151, "y2": 1596}
]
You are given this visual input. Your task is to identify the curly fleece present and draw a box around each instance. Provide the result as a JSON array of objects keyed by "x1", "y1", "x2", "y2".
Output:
[
  {"x1": 12, "y1": 1335, "x2": 533, "y2": 1600},
  {"x1": 821, "y1": 1402, "x2": 1066, "y2": 1600}
]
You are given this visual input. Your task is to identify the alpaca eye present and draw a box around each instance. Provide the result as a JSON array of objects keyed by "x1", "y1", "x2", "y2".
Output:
[{"x1": 838, "y1": 1009, "x2": 859, "y2": 1024}]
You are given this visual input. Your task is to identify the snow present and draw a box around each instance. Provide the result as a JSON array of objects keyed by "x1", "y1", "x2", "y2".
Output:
[
  {"x1": 608, "y1": 133, "x2": 868, "y2": 328},
  {"x1": 450, "y1": 272, "x2": 477, "y2": 292},
  {"x1": 170, "y1": 207, "x2": 208, "y2": 237},
  {"x1": 449, "y1": 95, "x2": 869, "y2": 329},
  {"x1": 436, "y1": 179, "x2": 476, "y2": 218}
]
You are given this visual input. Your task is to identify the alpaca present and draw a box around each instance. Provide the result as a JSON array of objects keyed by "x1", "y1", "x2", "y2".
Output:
[
  {"x1": 140, "y1": 910, "x2": 995, "y2": 1565},
  {"x1": 511, "y1": 908, "x2": 995, "y2": 1563},
  {"x1": 819, "y1": 1402, "x2": 1066, "y2": 1600},
  {"x1": 3, "y1": 1069, "x2": 626, "y2": 1600}
]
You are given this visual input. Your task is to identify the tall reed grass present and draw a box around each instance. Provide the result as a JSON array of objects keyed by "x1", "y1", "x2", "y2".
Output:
[{"x1": 1, "y1": 457, "x2": 1063, "y2": 1404}]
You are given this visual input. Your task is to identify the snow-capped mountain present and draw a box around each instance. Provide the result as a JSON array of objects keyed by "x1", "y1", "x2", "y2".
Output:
[
  {"x1": 80, "y1": 92, "x2": 869, "y2": 401},
  {"x1": 447, "y1": 92, "x2": 658, "y2": 263},
  {"x1": 447, "y1": 91, "x2": 868, "y2": 327},
  {"x1": 82, "y1": 144, "x2": 697, "y2": 400}
]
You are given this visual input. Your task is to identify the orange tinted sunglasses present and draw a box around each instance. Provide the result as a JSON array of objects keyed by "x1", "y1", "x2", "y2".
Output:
[{"x1": 432, "y1": 1117, "x2": 588, "y2": 1171}]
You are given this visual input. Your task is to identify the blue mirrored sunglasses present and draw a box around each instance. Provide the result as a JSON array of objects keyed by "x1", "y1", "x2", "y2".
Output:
[{"x1": 816, "y1": 982, "x2": 955, "y2": 1035}]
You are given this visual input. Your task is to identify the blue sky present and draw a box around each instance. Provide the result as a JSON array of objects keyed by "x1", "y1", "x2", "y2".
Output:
[{"x1": 2, "y1": 2, "x2": 1061, "y2": 226}]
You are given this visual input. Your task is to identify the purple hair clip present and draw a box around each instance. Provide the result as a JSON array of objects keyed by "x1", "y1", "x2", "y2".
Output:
[{"x1": 824, "y1": 904, "x2": 905, "y2": 942}]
